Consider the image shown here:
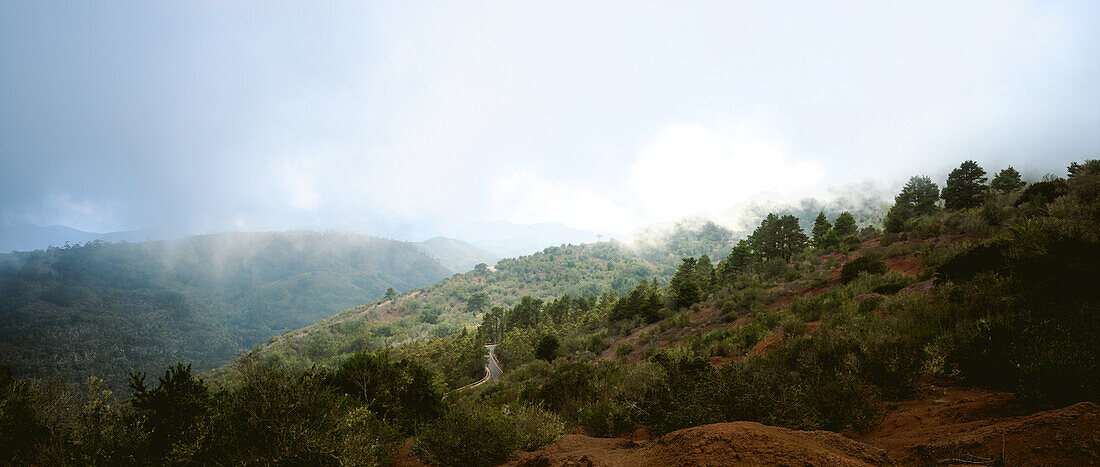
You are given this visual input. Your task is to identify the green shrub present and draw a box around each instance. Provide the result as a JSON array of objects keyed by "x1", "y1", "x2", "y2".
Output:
[
  {"x1": 760, "y1": 258, "x2": 788, "y2": 280},
  {"x1": 840, "y1": 256, "x2": 887, "y2": 284},
  {"x1": 579, "y1": 400, "x2": 635, "y2": 437},
  {"x1": 415, "y1": 407, "x2": 515, "y2": 467},
  {"x1": 789, "y1": 291, "x2": 847, "y2": 321},
  {"x1": 504, "y1": 404, "x2": 566, "y2": 451}
]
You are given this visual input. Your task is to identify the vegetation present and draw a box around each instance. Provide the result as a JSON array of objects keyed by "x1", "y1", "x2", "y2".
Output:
[
  {"x1": 0, "y1": 231, "x2": 451, "y2": 393},
  {"x1": 2, "y1": 159, "x2": 1097, "y2": 465},
  {"x1": 236, "y1": 241, "x2": 668, "y2": 380},
  {"x1": 941, "y1": 160, "x2": 989, "y2": 210}
]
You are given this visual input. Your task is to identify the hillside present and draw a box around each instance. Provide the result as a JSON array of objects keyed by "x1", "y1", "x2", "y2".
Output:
[
  {"x1": 229, "y1": 240, "x2": 669, "y2": 378},
  {"x1": 0, "y1": 231, "x2": 451, "y2": 392},
  {"x1": 1, "y1": 160, "x2": 1097, "y2": 465}
]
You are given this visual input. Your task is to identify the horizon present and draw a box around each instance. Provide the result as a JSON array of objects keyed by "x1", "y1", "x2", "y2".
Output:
[{"x1": 2, "y1": 1, "x2": 1098, "y2": 243}]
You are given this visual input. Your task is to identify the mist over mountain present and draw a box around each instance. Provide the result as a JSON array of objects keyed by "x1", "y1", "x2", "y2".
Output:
[
  {"x1": 0, "y1": 230, "x2": 451, "y2": 392},
  {"x1": 412, "y1": 237, "x2": 499, "y2": 273}
]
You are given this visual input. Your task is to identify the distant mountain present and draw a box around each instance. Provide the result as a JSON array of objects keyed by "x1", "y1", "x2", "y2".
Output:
[
  {"x1": 412, "y1": 236, "x2": 500, "y2": 273},
  {"x1": 0, "y1": 231, "x2": 451, "y2": 393},
  {"x1": 0, "y1": 223, "x2": 185, "y2": 253},
  {"x1": 0, "y1": 224, "x2": 103, "y2": 253}
]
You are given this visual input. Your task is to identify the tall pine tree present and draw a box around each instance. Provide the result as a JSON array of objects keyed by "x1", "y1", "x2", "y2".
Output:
[
  {"x1": 811, "y1": 212, "x2": 835, "y2": 249},
  {"x1": 942, "y1": 160, "x2": 989, "y2": 210},
  {"x1": 668, "y1": 257, "x2": 701, "y2": 309}
]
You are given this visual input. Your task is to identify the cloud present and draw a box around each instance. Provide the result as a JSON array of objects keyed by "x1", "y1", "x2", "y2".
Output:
[
  {"x1": 491, "y1": 170, "x2": 639, "y2": 235},
  {"x1": 628, "y1": 122, "x2": 825, "y2": 224}
]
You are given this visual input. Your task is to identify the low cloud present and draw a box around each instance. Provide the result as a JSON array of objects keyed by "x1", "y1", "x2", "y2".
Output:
[{"x1": 628, "y1": 122, "x2": 825, "y2": 224}]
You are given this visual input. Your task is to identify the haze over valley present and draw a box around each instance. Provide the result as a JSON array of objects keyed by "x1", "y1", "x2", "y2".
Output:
[{"x1": 1, "y1": 1, "x2": 1098, "y2": 465}]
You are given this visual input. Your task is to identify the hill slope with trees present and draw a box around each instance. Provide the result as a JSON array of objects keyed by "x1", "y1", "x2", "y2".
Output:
[
  {"x1": 2, "y1": 159, "x2": 1097, "y2": 465},
  {"x1": 0, "y1": 231, "x2": 452, "y2": 392}
]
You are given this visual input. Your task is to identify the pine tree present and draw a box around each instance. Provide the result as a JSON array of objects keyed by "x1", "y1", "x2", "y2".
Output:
[
  {"x1": 668, "y1": 257, "x2": 700, "y2": 309},
  {"x1": 896, "y1": 175, "x2": 940, "y2": 215},
  {"x1": 695, "y1": 254, "x2": 715, "y2": 294},
  {"x1": 811, "y1": 212, "x2": 833, "y2": 248},
  {"x1": 748, "y1": 214, "x2": 782, "y2": 261},
  {"x1": 833, "y1": 212, "x2": 857, "y2": 238},
  {"x1": 942, "y1": 160, "x2": 989, "y2": 210},
  {"x1": 718, "y1": 240, "x2": 753, "y2": 280},
  {"x1": 749, "y1": 214, "x2": 808, "y2": 263},
  {"x1": 777, "y1": 215, "x2": 808, "y2": 263},
  {"x1": 990, "y1": 166, "x2": 1026, "y2": 193}
]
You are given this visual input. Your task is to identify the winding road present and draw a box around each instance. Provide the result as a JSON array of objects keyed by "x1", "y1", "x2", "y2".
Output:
[
  {"x1": 455, "y1": 344, "x2": 503, "y2": 391},
  {"x1": 485, "y1": 344, "x2": 502, "y2": 382}
]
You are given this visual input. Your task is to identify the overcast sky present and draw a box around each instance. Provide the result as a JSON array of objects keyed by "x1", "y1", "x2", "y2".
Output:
[{"x1": 2, "y1": 1, "x2": 1098, "y2": 240}]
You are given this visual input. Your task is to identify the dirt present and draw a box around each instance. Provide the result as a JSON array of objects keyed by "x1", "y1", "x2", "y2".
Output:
[
  {"x1": 509, "y1": 422, "x2": 889, "y2": 466},
  {"x1": 392, "y1": 437, "x2": 426, "y2": 467},
  {"x1": 503, "y1": 384, "x2": 1099, "y2": 466},
  {"x1": 884, "y1": 255, "x2": 924, "y2": 277},
  {"x1": 851, "y1": 384, "x2": 1100, "y2": 465}
]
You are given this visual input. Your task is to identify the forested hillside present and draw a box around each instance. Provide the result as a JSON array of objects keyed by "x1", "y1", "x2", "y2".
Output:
[
  {"x1": 2, "y1": 160, "x2": 1097, "y2": 466},
  {"x1": 0, "y1": 231, "x2": 451, "y2": 392},
  {"x1": 230, "y1": 240, "x2": 667, "y2": 378}
]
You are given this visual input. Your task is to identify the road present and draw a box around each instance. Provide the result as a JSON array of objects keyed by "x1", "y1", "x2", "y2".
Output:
[{"x1": 485, "y1": 344, "x2": 502, "y2": 382}]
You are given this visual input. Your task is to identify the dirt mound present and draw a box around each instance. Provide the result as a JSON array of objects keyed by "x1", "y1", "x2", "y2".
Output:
[
  {"x1": 511, "y1": 421, "x2": 888, "y2": 466},
  {"x1": 853, "y1": 384, "x2": 1100, "y2": 465}
]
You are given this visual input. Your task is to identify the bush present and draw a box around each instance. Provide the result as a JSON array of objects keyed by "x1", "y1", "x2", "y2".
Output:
[
  {"x1": 535, "y1": 334, "x2": 560, "y2": 361},
  {"x1": 759, "y1": 258, "x2": 788, "y2": 280},
  {"x1": 840, "y1": 256, "x2": 887, "y2": 284},
  {"x1": 415, "y1": 407, "x2": 515, "y2": 467},
  {"x1": 789, "y1": 291, "x2": 847, "y2": 321},
  {"x1": 504, "y1": 404, "x2": 566, "y2": 451},
  {"x1": 579, "y1": 400, "x2": 636, "y2": 437}
]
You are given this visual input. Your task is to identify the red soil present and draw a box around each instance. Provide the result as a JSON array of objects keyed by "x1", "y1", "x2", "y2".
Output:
[
  {"x1": 851, "y1": 384, "x2": 1100, "y2": 465},
  {"x1": 509, "y1": 422, "x2": 889, "y2": 466}
]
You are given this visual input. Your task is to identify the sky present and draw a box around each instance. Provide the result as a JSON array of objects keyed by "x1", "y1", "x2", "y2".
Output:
[{"x1": 2, "y1": 1, "x2": 1098, "y2": 241}]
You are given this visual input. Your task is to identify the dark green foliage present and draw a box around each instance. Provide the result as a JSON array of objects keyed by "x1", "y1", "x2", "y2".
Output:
[
  {"x1": 383, "y1": 287, "x2": 398, "y2": 300},
  {"x1": 391, "y1": 332, "x2": 487, "y2": 390},
  {"x1": 535, "y1": 334, "x2": 560, "y2": 361},
  {"x1": 886, "y1": 176, "x2": 940, "y2": 232},
  {"x1": 840, "y1": 256, "x2": 887, "y2": 284},
  {"x1": 871, "y1": 281, "x2": 909, "y2": 295},
  {"x1": 935, "y1": 242, "x2": 1008, "y2": 283},
  {"x1": 811, "y1": 212, "x2": 837, "y2": 249},
  {"x1": 833, "y1": 212, "x2": 858, "y2": 238},
  {"x1": 333, "y1": 351, "x2": 443, "y2": 432},
  {"x1": 0, "y1": 366, "x2": 57, "y2": 463},
  {"x1": 609, "y1": 280, "x2": 663, "y2": 323},
  {"x1": 748, "y1": 213, "x2": 809, "y2": 263},
  {"x1": 206, "y1": 365, "x2": 395, "y2": 465},
  {"x1": 1014, "y1": 178, "x2": 1068, "y2": 208},
  {"x1": 694, "y1": 254, "x2": 716, "y2": 294},
  {"x1": 717, "y1": 240, "x2": 754, "y2": 280},
  {"x1": 990, "y1": 166, "x2": 1026, "y2": 193},
  {"x1": 897, "y1": 176, "x2": 940, "y2": 215},
  {"x1": 0, "y1": 232, "x2": 452, "y2": 394},
  {"x1": 942, "y1": 160, "x2": 989, "y2": 210},
  {"x1": 668, "y1": 258, "x2": 701, "y2": 309},
  {"x1": 523, "y1": 362, "x2": 599, "y2": 419},
  {"x1": 884, "y1": 203, "x2": 910, "y2": 233},
  {"x1": 128, "y1": 363, "x2": 211, "y2": 460},
  {"x1": 415, "y1": 407, "x2": 515, "y2": 467},
  {"x1": 465, "y1": 291, "x2": 491, "y2": 314}
]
